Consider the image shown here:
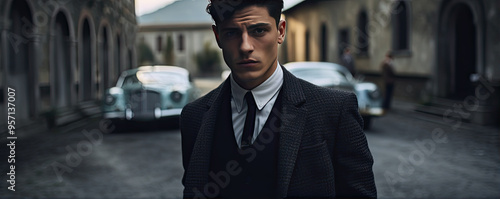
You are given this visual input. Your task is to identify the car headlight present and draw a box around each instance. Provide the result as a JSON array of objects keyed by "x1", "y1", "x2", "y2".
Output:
[
  {"x1": 368, "y1": 89, "x2": 381, "y2": 99},
  {"x1": 105, "y1": 95, "x2": 116, "y2": 105},
  {"x1": 170, "y1": 91, "x2": 183, "y2": 103}
]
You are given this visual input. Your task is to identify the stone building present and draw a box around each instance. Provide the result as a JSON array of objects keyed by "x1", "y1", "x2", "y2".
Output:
[
  {"x1": 137, "y1": 0, "x2": 224, "y2": 76},
  {"x1": 282, "y1": 0, "x2": 500, "y2": 125},
  {"x1": 0, "y1": 0, "x2": 137, "y2": 129}
]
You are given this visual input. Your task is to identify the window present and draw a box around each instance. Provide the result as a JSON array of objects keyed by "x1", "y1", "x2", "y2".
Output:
[
  {"x1": 321, "y1": 24, "x2": 328, "y2": 61},
  {"x1": 157, "y1": 35, "x2": 162, "y2": 52},
  {"x1": 305, "y1": 30, "x2": 310, "y2": 61},
  {"x1": 392, "y1": 1, "x2": 410, "y2": 52},
  {"x1": 357, "y1": 10, "x2": 369, "y2": 55},
  {"x1": 178, "y1": 34, "x2": 184, "y2": 51}
]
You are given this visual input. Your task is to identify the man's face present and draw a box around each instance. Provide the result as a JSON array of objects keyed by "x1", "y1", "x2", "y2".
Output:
[{"x1": 213, "y1": 5, "x2": 285, "y2": 89}]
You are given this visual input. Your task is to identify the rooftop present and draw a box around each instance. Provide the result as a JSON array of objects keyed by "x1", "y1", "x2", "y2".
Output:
[
  {"x1": 138, "y1": 0, "x2": 307, "y2": 25},
  {"x1": 138, "y1": 0, "x2": 213, "y2": 25}
]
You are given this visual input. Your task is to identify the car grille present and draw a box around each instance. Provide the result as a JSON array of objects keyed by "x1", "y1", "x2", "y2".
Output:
[{"x1": 128, "y1": 90, "x2": 161, "y2": 120}]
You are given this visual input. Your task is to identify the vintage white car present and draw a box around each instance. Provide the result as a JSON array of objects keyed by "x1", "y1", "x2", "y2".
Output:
[
  {"x1": 102, "y1": 66, "x2": 199, "y2": 129},
  {"x1": 285, "y1": 62, "x2": 384, "y2": 129}
]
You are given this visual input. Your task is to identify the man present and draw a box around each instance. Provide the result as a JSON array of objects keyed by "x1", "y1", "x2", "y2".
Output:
[
  {"x1": 180, "y1": 0, "x2": 376, "y2": 198},
  {"x1": 341, "y1": 47, "x2": 356, "y2": 77},
  {"x1": 381, "y1": 51, "x2": 396, "y2": 109}
]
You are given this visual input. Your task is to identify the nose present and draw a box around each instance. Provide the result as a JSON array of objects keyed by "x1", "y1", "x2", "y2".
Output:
[{"x1": 240, "y1": 32, "x2": 254, "y2": 54}]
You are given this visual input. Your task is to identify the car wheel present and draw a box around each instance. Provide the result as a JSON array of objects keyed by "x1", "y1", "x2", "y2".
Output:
[{"x1": 362, "y1": 116, "x2": 372, "y2": 130}]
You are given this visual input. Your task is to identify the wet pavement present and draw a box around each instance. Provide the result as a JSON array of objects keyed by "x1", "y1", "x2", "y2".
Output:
[
  {"x1": 367, "y1": 101, "x2": 500, "y2": 198},
  {"x1": 1, "y1": 78, "x2": 499, "y2": 198}
]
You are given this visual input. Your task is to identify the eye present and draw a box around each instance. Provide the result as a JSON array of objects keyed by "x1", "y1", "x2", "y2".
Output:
[
  {"x1": 252, "y1": 28, "x2": 266, "y2": 35},
  {"x1": 224, "y1": 30, "x2": 237, "y2": 38}
]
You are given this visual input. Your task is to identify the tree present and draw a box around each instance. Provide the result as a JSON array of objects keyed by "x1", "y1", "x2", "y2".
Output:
[
  {"x1": 137, "y1": 40, "x2": 155, "y2": 65},
  {"x1": 194, "y1": 41, "x2": 221, "y2": 76},
  {"x1": 163, "y1": 35, "x2": 175, "y2": 65}
]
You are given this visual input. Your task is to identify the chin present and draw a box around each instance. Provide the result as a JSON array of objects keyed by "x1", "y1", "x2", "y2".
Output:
[{"x1": 233, "y1": 71, "x2": 262, "y2": 82}]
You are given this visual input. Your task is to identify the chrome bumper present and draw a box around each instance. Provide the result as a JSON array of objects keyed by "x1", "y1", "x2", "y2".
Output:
[
  {"x1": 103, "y1": 108, "x2": 183, "y2": 120},
  {"x1": 359, "y1": 107, "x2": 385, "y2": 116}
]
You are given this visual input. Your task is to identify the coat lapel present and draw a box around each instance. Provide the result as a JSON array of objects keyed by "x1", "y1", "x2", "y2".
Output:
[
  {"x1": 186, "y1": 68, "x2": 306, "y2": 197},
  {"x1": 185, "y1": 78, "x2": 231, "y2": 193},
  {"x1": 277, "y1": 67, "x2": 307, "y2": 197}
]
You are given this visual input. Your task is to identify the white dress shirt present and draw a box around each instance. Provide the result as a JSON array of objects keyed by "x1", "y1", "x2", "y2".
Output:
[{"x1": 230, "y1": 63, "x2": 284, "y2": 148}]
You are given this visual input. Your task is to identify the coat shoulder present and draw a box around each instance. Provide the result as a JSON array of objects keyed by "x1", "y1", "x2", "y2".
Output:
[
  {"x1": 297, "y1": 77, "x2": 356, "y2": 105},
  {"x1": 183, "y1": 83, "x2": 222, "y2": 113},
  {"x1": 181, "y1": 82, "x2": 223, "y2": 125}
]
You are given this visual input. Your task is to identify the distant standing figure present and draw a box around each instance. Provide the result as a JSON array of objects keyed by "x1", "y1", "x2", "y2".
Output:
[
  {"x1": 381, "y1": 51, "x2": 396, "y2": 109},
  {"x1": 341, "y1": 47, "x2": 356, "y2": 77}
]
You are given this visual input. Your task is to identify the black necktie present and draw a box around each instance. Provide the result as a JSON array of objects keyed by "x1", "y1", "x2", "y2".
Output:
[{"x1": 241, "y1": 92, "x2": 257, "y2": 148}]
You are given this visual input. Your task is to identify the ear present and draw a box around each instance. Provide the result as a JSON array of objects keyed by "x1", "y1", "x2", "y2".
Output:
[
  {"x1": 212, "y1": 25, "x2": 222, "y2": 48},
  {"x1": 277, "y1": 20, "x2": 286, "y2": 44}
]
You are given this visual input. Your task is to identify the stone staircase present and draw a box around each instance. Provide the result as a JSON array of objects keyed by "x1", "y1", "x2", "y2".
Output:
[
  {"x1": 54, "y1": 101, "x2": 101, "y2": 127},
  {"x1": 415, "y1": 98, "x2": 469, "y2": 121},
  {"x1": 414, "y1": 97, "x2": 498, "y2": 125},
  {"x1": 0, "y1": 101, "x2": 101, "y2": 138}
]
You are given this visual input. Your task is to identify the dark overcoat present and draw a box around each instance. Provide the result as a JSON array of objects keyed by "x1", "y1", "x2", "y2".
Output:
[{"x1": 180, "y1": 66, "x2": 377, "y2": 198}]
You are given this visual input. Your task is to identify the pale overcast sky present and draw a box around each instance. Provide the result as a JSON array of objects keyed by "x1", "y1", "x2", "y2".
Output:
[
  {"x1": 135, "y1": 0, "x2": 177, "y2": 17},
  {"x1": 135, "y1": 0, "x2": 304, "y2": 17}
]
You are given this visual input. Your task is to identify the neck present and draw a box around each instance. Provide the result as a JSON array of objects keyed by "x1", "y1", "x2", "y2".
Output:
[{"x1": 235, "y1": 60, "x2": 278, "y2": 90}]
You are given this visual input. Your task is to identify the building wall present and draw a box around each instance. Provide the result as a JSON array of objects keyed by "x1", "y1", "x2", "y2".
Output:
[
  {"x1": 283, "y1": 0, "x2": 441, "y2": 76},
  {"x1": 138, "y1": 25, "x2": 226, "y2": 76},
  {"x1": 484, "y1": 0, "x2": 500, "y2": 82},
  {"x1": 0, "y1": 0, "x2": 137, "y2": 128},
  {"x1": 283, "y1": 0, "x2": 500, "y2": 124}
]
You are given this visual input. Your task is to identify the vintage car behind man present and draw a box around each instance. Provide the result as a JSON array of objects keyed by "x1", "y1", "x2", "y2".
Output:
[
  {"x1": 285, "y1": 62, "x2": 384, "y2": 129},
  {"x1": 102, "y1": 66, "x2": 199, "y2": 130}
]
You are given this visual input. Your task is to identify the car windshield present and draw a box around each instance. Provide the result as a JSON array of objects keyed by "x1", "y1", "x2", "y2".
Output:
[
  {"x1": 291, "y1": 68, "x2": 347, "y2": 83},
  {"x1": 122, "y1": 72, "x2": 188, "y2": 87}
]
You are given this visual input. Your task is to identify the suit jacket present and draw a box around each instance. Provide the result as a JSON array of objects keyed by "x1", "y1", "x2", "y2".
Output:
[{"x1": 180, "y1": 66, "x2": 376, "y2": 198}]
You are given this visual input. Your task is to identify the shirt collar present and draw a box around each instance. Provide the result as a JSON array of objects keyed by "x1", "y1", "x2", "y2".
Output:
[{"x1": 230, "y1": 61, "x2": 284, "y2": 112}]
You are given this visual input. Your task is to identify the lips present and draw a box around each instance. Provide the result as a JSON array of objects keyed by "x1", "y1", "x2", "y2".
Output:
[{"x1": 237, "y1": 59, "x2": 259, "y2": 66}]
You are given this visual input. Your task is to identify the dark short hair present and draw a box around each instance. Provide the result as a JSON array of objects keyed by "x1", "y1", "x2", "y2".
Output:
[
  {"x1": 386, "y1": 51, "x2": 394, "y2": 58},
  {"x1": 206, "y1": 0, "x2": 284, "y2": 27}
]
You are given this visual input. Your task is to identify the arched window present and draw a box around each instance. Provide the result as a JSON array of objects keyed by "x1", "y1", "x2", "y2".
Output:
[
  {"x1": 392, "y1": 1, "x2": 410, "y2": 52},
  {"x1": 357, "y1": 10, "x2": 369, "y2": 55}
]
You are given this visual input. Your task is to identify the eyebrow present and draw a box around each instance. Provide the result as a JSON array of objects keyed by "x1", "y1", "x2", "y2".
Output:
[
  {"x1": 247, "y1": 23, "x2": 271, "y2": 29},
  {"x1": 220, "y1": 22, "x2": 271, "y2": 31}
]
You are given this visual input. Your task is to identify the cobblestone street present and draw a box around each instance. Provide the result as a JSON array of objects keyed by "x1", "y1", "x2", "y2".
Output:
[
  {"x1": 1, "y1": 119, "x2": 184, "y2": 199},
  {"x1": 1, "y1": 100, "x2": 499, "y2": 198}
]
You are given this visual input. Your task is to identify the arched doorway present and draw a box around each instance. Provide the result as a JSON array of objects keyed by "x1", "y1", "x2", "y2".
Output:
[
  {"x1": 115, "y1": 33, "x2": 122, "y2": 76},
  {"x1": 450, "y1": 4, "x2": 476, "y2": 99},
  {"x1": 99, "y1": 26, "x2": 111, "y2": 98},
  {"x1": 52, "y1": 12, "x2": 72, "y2": 108},
  {"x1": 81, "y1": 19, "x2": 93, "y2": 101},
  {"x1": 7, "y1": 0, "x2": 34, "y2": 120},
  {"x1": 438, "y1": 1, "x2": 484, "y2": 99}
]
